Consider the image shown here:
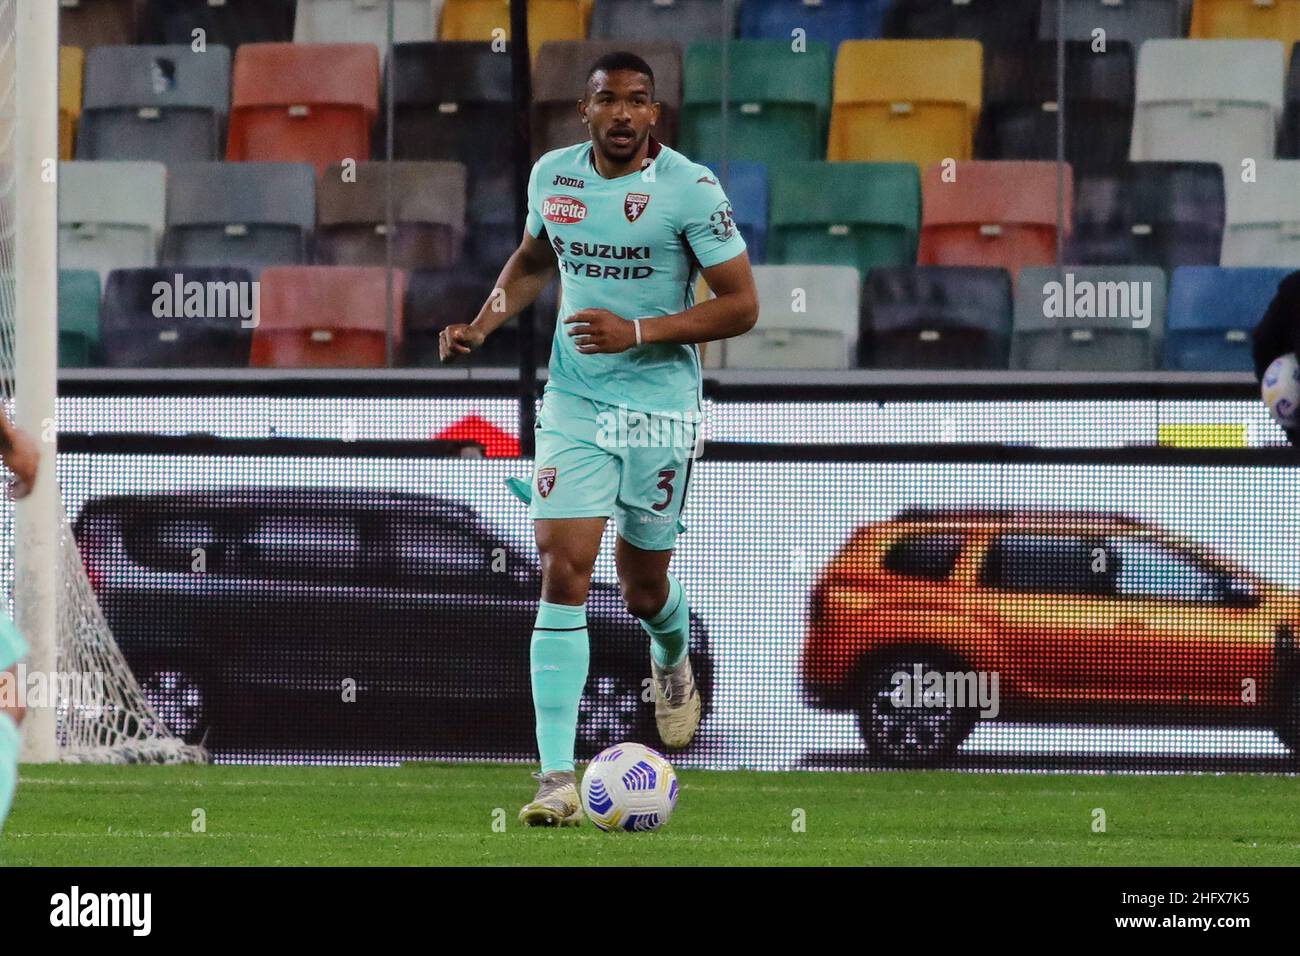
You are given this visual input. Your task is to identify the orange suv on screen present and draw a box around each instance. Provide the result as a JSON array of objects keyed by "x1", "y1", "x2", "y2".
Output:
[{"x1": 803, "y1": 508, "x2": 1300, "y2": 765}]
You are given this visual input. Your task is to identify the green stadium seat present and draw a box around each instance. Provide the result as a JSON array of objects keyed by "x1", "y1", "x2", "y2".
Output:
[
  {"x1": 767, "y1": 161, "x2": 920, "y2": 275},
  {"x1": 59, "y1": 270, "x2": 103, "y2": 368},
  {"x1": 679, "y1": 40, "x2": 832, "y2": 164}
]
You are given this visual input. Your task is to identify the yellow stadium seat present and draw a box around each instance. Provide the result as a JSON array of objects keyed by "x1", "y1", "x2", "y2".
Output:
[
  {"x1": 59, "y1": 47, "x2": 84, "y2": 162},
  {"x1": 1191, "y1": 0, "x2": 1300, "y2": 45},
  {"x1": 440, "y1": 0, "x2": 586, "y2": 58},
  {"x1": 828, "y1": 39, "x2": 981, "y2": 168}
]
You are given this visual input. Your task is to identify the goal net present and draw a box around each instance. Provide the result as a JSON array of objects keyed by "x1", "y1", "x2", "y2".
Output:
[{"x1": 0, "y1": 1, "x2": 204, "y2": 763}]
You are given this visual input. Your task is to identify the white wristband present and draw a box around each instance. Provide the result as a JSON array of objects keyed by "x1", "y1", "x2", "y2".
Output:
[{"x1": 633, "y1": 318, "x2": 643, "y2": 346}]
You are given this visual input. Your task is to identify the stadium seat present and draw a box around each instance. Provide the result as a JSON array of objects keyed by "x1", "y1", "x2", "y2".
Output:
[
  {"x1": 721, "y1": 264, "x2": 861, "y2": 368},
  {"x1": 862, "y1": 266, "x2": 1013, "y2": 369},
  {"x1": 59, "y1": 0, "x2": 139, "y2": 49},
  {"x1": 58, "y1": 161, "x2": 167, "y2": 285},
  {"x1": 827, "y1": 40, "x2": 981, "y2": 167},
  {"x1": 59, "y1": 48, "x2": 84, "y2": 163},
  {"x1": 294, "y1": 0, "x2": 438, "y2": 49},
  {"x1": 140, "y1": 1, "x2": 296, "y2": 47},
  {"x1": 1039, "y1": 0, "x2": 1184, "y2": 47},
  {"x1": 99, "y1": 266, "x2": 258, "y2": 368},
  {"x1": 768, "y1": 161, "x2": 919, "y2": 274},
  {"x1": 590, "y1": 0, "x2": 738, "y2": 46},
  {"x1": 532, "y1": 40, "x2": 682, "y2": 155},
  {"x1": 739, "y1": 0, "x2": 890, "y2": 46},
  {"x1": 386, "y1": 42, "x2": 514, "y2": 251},
  {"x1": 227, "y1": 43, "x2": 380, "y2": 174},
  {"x1": 1223, "y1": 160, "x2": 1300, "y2": 267},
  {"x1": 1164, "y1": 266, "x2": 1290, "y2": 370},
  {"x1": 976, "y1": 41, "x2": 1134, "y2": 171},
  {"x1": 77, "y1": 45, "x2": 231, "y2": 163},
  {"x1": 163, "y1": 162, "x2": 316, "y2": 273},
  {"x1": 1131, "y1": 40, "x2": 1284, "y2": 169},
  {"x1": 1190, "y1": 0, "x2": 1300, "y2": 44},
  {"x1": 252, "y1": 266, "x2": 407, "y2": 368},
  {"x1": 917, "y1": 161, "x2": 1072, "y2": 279},
  {"x1": 58, "y1": 270, "x2": 103, "y2": 368},
  {"x1": 315, "y1": 162, "x2": 467, "y2": 270},
  {"x1": 883, "y1": 0, "x2": 1041, "y2": 44},
  {"x1": 1012, "y1": 265, "x2": 1168, "y2": 371},
  {"x1": 705, "y1": 161, "x2": 768, "y2": 263},
  {"x1": 680, "y1": 40, "x2": 832, "y2": 163},
  {"x1": 404, "y1": 268, "x2": 559, "y2": 366},
  {"x1": 1065, "y1": 162, "x2": 1225, "y2": 269},
  {"x1": 441, "y1": 0, "x2": 587, "y2": 58},
  {"x1": 1280, "y1": 46, "x2": 1300, "y2": 158}
]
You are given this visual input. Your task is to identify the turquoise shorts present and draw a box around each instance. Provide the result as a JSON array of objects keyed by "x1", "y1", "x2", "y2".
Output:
[{"x1": 508, "y1": 388, "x2": 701, "y2": 552}]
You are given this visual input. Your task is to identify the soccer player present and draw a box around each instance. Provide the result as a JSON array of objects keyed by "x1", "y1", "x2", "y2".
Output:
[
  {"x1": 0, "y1": 412, "x2": 40, "y2": 833},
  {"x1": 440, "y1": 51, "x2": 758, "y2": 826}
]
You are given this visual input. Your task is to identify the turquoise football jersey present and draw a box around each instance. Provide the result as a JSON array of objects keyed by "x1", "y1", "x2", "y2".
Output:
[{"x1": 525, "y1": 137, "x2": 747, "y2": 413}]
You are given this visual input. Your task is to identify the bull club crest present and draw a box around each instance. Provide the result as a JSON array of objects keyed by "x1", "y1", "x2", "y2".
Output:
[
  {"x1": 537, "y1": 467, "x2": 557, "y2": 498},
  {"x1": 624, "y1": 192, "x2": 650, "y2": 222}
]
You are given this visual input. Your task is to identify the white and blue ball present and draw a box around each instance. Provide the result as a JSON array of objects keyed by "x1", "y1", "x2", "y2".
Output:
[
  {"x1": 581, "y1": 742, "x2": 678, "y2": 832},
  {"x1": 1262, "y1": 352, "x2": 1300, "y2": 428}
]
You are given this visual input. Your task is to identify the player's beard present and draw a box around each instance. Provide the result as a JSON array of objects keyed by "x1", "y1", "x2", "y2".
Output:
[{"x1": 596, "y1": 124, "x2": 647, "y2": 165}]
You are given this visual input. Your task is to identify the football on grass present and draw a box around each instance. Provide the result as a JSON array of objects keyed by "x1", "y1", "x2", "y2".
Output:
[{"x1": 581, "y1": 743, "x2": 678, "y2": 832}]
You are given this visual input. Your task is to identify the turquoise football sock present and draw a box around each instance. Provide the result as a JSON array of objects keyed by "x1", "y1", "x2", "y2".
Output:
[
  {"x1": 641, "y1": 574, "x2": 690, "y2": 669},
  {"x1": 530, "y1": 601, "x2": 590, "y2": 774},
  {"x1": 0, "y1": 712, "x2": 19, "y2": 834}
]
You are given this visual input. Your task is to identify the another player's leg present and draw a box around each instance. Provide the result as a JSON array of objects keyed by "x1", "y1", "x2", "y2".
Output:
[
  {"x1": 519, "y1": 516, "x2": 606, "y2": 827},
  {"x1": 616, "y1": 537, "x2": 701, "y2": 749},
  {"x1": 0, "y1": 615, "x2": 29, "y2": 834}
]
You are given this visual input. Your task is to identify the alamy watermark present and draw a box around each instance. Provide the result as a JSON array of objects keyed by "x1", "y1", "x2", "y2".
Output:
[
  {"x1": 890, "y1": 665, "x2": 1000, "y2": 719},
  {"x1": 0, "y1": 663, "x2": 106, "y2": 710},
  {"x1": 595, "y1": 404, "x2": 706, "y2": 457},
  {"x1": 1041, "y1": 272, "x2": 1153, "y2": 329},
  {"x1": 152, "y1": 273, "x2": 260, "y2": 328}
]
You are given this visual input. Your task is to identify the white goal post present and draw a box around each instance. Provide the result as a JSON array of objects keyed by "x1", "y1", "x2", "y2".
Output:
[{"x1": 2, "y1": 0, "x2": 205, "y2": 764}]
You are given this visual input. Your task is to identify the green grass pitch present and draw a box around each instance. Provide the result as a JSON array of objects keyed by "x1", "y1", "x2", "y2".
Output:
[{"x1": 3, "y1": 763, "x2": 1298, "y2": 866}]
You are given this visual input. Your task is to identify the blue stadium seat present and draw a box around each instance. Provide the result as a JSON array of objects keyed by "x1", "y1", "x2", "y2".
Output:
[
  {"x1": 739, "y1": 0, "x2": 889, "y2": 47},
  {"x1": 99, "y1": 267, "x2": 257, "y2": 368},
  {"x1": 862, "y1": 266, "x2": 1013, "y2": 369},
  {"x1": 404, "y1": 269, "x2": 558, "y2": 367},
  {"x1": 1165, "y1": 266, "x2": 1291, "y2": 371},
  {"x1": 704, "y1": 161, "x2": 768, "y2": 263}
]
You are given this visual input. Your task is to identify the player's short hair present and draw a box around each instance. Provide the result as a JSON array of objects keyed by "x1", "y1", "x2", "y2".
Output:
[{"x1": 585, "y1": 51, "x2": 655, "y2": 99}]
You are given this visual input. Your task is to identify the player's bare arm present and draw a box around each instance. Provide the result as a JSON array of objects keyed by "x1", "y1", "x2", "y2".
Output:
[
  {"x1": 564, "y1": 251, "x2": 759, "y2": 354},
  {"x1": 438, "y1": 227, "x2": 558, "y2": 363},
  {"x1": 0, "y1": 410, "x2": 39, "y2": 500}
]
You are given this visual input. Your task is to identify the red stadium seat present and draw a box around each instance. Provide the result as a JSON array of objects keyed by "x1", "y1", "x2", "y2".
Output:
[
  {"x1": 917, "y1": 161, "x2": 1071, "y2": 280},
  {"x1": 227, "y1": 43, "x2": 380, "y2": 174},
  {"x1": 252, "y1": 266, "x2": 406, "y2": 368}
]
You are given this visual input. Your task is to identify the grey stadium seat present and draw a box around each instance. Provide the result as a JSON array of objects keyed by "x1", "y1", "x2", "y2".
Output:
[
  {"x1": 293, "y1": 0, "x2": 437, "y2": 50},
  {"x1": 721, "y1": 264, "x2": 861, "y2": 369},
  {"x1": 533, "y1": 40, "x2": 682, "y2": 156},
  {"x1": 77, "y1": 45, "x2": 231, "y2": 163},
  {"x1": 163, "y1": 162, "x2": 316, "y2": 274},
  {"x1": 1222, "y1": 160, "x2": 1300, "y2": 269},
  {"x1": 1012, "y1": 265, "x2": 1168, "y2": 371},
  {"x1": 590, "y1": 0, "x2": 738, "y2": 45},
  {"x1": 316, "y1": 161, "x2": 467, "y2": 270},
  {"x1": 59, "y1": 161, "x2": 167, "y2": 286},
  {"x1": 1038, "y1": 0, "x2": 1183, "y2": 48}
]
